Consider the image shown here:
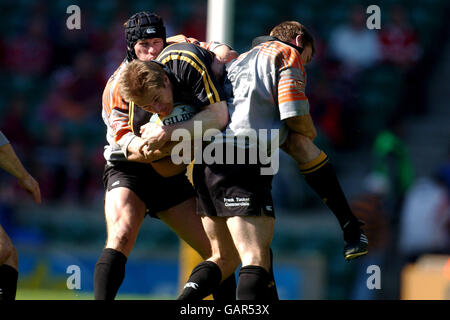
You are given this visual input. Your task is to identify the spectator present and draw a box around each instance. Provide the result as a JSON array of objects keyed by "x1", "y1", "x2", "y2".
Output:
[
  {"x1": 398, "y1": 171, "x2": 450, "y2": 263},
  {"x1": 329, "y1": 5, "x2": 381, "y2": 76},
  {"x1": 308, "y1": 78, "x2": 346, "y2": 148},
  {"x1": 379, "y1": 6, "x2": 421, "y2": 69},
  {"x1": 372, "y1": 125, "x2": 414, "y2": 216}
]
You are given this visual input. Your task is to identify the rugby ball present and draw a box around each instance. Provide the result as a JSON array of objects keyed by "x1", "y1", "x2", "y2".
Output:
[
  {"x1": 149, "y1": 103, "x2": 197, "y2": 126},
  {"x1": 149, "y1": 103, "x2": 198, "y2": 178}
]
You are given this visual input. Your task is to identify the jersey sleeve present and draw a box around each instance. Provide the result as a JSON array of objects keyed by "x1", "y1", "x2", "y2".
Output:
[
  {"x1": 102, "y1": 65, "x2": 136, "y2": 156},
  {"x1": 158, "y1": 44, "x2": 226, "y2": 107},
  {"x1": 276, "y1": 46, "x2": 310, "y2": 120}
]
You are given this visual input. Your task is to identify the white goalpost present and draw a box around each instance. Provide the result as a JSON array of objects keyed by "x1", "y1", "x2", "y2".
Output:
[{"x1": 206, "y1": 0, "x2": 235, "y2": 46}]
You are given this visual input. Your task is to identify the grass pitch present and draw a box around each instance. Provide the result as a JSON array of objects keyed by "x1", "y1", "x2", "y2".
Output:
[{"x1": 16, "y1": 289, "x2": 174, "y2": 300}]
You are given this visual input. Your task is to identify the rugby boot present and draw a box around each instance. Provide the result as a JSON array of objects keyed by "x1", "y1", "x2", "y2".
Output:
[{"x1": 343, "y1": 220, "x2": 369, "y2": 261}]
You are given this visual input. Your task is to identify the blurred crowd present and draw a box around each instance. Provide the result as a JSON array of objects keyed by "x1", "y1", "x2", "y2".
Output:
[
  {"x1": 306, "y1": 4, "x2": 426, "y2": 150},
  {"x1": 0, "y1": 0, "x2": 207, "y2": 206},
  {"x1": 0, "y1": 0, "x2": 447, "y2": 217}
]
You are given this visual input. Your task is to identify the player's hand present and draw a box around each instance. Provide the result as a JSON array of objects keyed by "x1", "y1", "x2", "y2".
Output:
[
  {"x1": 140, "y1": 122, "x2": 160, "y2": 138},
  {"x1": 18, "y1": 173, "x2": 41, "y2": 204},
  {"x1": 212, "y1": 44, "x2": 239, "y2": 63},
  {"x1": 139, "y1": 144, "x2": 171, "y2": 162},
  {"x1": 139, "y1": 124, "x2": 170, "y2": 152}
]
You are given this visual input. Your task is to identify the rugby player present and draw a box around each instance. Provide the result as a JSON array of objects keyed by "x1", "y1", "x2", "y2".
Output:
[
  {"x1": 171, "y1": 21, "x2": 368, "y2": 299},
  {"x1": 0, "y1": 131, "x2": 41, "y2": 300},
  {"x1": 266, "y1": 22, "x2": 368, "y2": 261},
  {"x1": 122, "y1": 20, "x2": 368, "y2": 300},
  {"x1": 136, "y1": 23, "x2": 368, "y2": 263},
  {"x1": 97, "y1": 11, "x2": 237, "y2": 300}
]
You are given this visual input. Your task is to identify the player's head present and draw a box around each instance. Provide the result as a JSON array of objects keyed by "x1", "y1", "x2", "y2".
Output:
[
  {"x1": 118, "y1": 60, "x2": 174, "y2": 116},
  {"x1": 124, "y1": 11, "x2": 166, "y2": 62},
  {"x1": 270, "y1": 21, "x2": 315, "y2": 64}
]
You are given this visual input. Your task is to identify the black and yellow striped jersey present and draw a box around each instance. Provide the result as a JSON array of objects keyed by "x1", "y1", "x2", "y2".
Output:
[
  {"x1": 156, "y1": 42, "x2": 226, "y2": 108},
  {"x1": 103, "y1": 37, "x2": 227, "y2": 162}
]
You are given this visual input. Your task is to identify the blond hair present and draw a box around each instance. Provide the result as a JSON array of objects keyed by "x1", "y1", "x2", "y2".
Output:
[
  {"x1": 118, "y1": 60, "x2": 166, "y2": 104},
  {"x1": 270, "y1": 21, "x2": 315, "y2": 56}
]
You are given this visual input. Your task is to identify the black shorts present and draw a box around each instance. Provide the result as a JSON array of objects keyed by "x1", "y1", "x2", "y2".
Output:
[
  {"x1": 103, "y1": 161, "x2": 196, "y2": 218},
  {"x1": 192, "y1": 161, "x2": 275, "y2": 218}
]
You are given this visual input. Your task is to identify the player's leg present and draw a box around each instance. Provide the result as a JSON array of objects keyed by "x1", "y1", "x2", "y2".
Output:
[
  {"x1": 226, "y1": 215, "x2": 275, "y2": 300},
  {"x1": 177, "y1": 215, "x2": 240, "y2": 300},
  {"x1": 157, "y1": 197, "x2": 212, "y2": 259},
  {"x1": 94, "y1": 187, "x2": 147, "y2": 300},
  {"x1": 282, "y1": 131, "x2": 368, "y2": 260},
  {"x1": 0, "y1": 225, "x2": 19, "y2": 301},
  {"x1": 155, "y1": 167, "x2": 239, "y2": 301}
]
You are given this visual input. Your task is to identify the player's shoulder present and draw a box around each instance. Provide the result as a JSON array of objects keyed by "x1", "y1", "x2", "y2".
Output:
[
  {"x1": 260, "y1": 40, "x2": 304, "y2": 70},
  {"x1": 167, "y1": 34, "x2": 201, "y2": 45},
  {"x1": 103, "y1": 62, "x2": 127, "y2": 100},
  {"x1": 158, "y1": 42, "x2": 212, "y2": 65},
  {"x1": 264, "y1": 40, "x2": 301, "y2": 57},
  {"x1": 161, "y1": 41, "x2": 205, "y2": 54}
]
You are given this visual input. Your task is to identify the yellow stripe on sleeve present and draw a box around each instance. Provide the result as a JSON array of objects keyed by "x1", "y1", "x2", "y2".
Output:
[{"x1": 129, "y1": 101, "x2": 135, "y2": 133}]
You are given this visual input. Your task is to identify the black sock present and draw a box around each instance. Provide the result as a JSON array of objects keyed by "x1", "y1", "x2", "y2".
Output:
[
  {"x1": 301, "y1": 151, "x2": 359, "y2": 232},
  {"x1": 268, "y1": 248, "x2": 279, "y2": 300},
  {"x1": 237, "y1": 265, "x2": 272, "y2": 300},
  {"x1": 213, "y1": 273, "x2": 236, "y2": 301},
  {"x1": 178, "y1": 261, "x2": 222, "y2": 301},
  {"x1": 94, "y1": 248, "x2": 127, "y2": 300},
  {"x1": 0, "y1": 264, "x2": 18, "y2": 301}
]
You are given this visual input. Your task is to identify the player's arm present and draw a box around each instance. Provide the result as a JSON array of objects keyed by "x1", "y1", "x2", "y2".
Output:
[
  {"x1": 157, "y1": 101, "x2": 228, "y2": 141},
  {"x1": 141, "y1": 47, "x2": 229, "y2": 150},
  {"x1": 209, "y1": 43, "x2": 239, "y2": 63},
  {"x1": 126, "y1": 136, "x2": 171, "y2": 162},
  {"x1": 274, "y1": 49, "x2": 320, "y2": 160},
  {"x1": 0, "y1": 132, "x2": 41, "y2": 203},
  {"x1": 139, "y1": 102, "x2": 228, "y2": 157},
  {"x1": 285, "y1": 114, "x2": 317, "y2": 141},
  {"x1": 276, "y1": 50, "x2": 317, "y2": 140},
  {"x1": 105, "y1": 74, "x2": 167, "y2": 163},
  {"x1": 167, "y1": 34, "x2": 238, "y2": 63}
]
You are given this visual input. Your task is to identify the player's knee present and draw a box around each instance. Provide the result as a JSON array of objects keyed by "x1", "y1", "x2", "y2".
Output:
[
  {"x1": 239, "y1": 248, "x2": 271, "y2": 271},
  {"x1": 215, "y1": 252, "x2": 240, "y2": 270},
  {"x1": 210, "y1": 248, "x2": 240, "y2": 277},
  {"x1": 107, "y1": 227, "x2": 136, "y2": 252}
]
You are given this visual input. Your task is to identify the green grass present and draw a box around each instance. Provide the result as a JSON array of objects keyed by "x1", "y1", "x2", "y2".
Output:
[{"x1": 16, "y1": 289, "x2": 175, "y2": 300}]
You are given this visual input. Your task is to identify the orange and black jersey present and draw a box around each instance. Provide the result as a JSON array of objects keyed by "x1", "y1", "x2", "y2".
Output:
[{"x1": 156, "y1": 42, "x2": 225, "y2": 107}]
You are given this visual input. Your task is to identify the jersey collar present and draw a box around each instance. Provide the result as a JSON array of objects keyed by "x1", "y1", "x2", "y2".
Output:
[{"x1": 251, "y1": 36, "x2": 304, "y2": 55}]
